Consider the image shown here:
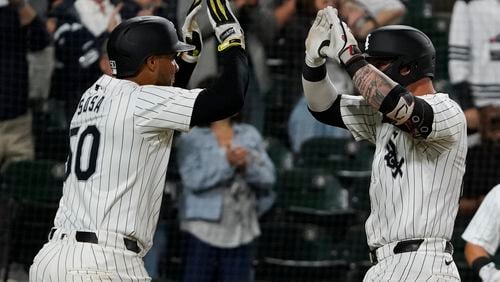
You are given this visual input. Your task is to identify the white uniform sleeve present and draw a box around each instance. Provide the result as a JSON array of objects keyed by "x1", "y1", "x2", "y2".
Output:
[
  {"x1": 448, "y1": 0, "x2": 470, "y2": 84},
  {"x1": 134, "y1": 86, "x2": 202, "y2": 139},
  {"x1": 421, "y1": 94, "x2": 466, "y2": 153},
  {"x1": 462, "y1": 185, "x2": 500, "y2": 256},
  {"x1": 340, "y1": 95, "x2": 381, "y2": 144}
]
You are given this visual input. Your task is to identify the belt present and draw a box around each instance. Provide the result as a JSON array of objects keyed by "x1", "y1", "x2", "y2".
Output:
[
  {"x1": 49, "y1": 229, "x2": 141, "y2": 254},
  {"x1": 369, "y1": 239, "x2": 454, "y2": 265}
]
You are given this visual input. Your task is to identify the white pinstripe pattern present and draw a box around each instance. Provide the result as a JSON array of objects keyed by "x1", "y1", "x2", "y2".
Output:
[
  {"x1": 340, "y1": 93, "x2": 467, "y2": 281},
  {"x1": 29, "y1": 233, "x2": 150, "y2": 281},
  {"x1": 364, "y1": 251, "x2": 460, "y2": 281},
  {"x1": 30, "y1": 74, "x2": 201, "y2": 280},
  {"x1": 462, "y1": 184, "x2": 500, "y2": 255}
]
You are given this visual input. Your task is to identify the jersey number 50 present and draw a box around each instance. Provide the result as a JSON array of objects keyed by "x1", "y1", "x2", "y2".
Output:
[{"x1": 65, "y1": 125, "x2": 101, "y2": 180}]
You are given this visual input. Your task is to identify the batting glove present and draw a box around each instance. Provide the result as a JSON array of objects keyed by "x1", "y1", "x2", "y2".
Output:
[
  {"x1": 304, "y1": 8, "x2": 330, "y2": 67},
  {"x1": 181, "y1": 0, "x2": 203, "y2": 63},
  {"x1": 492, "y1": 270, "x2": 500, "y2": 282},
  {"x1": 206, "y1": 0, "x2": 245, "y2": 51},
  {"x1": 479, "y1": 262, "x2": 500, "y2": 282},
  {"x1": 322, "y1": 7, "x2": 363, "y2": 66}
]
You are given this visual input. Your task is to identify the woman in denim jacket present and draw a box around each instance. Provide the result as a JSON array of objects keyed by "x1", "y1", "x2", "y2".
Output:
[{"x1": 176, "y1": 114, "x2": 276, "y2": 282}]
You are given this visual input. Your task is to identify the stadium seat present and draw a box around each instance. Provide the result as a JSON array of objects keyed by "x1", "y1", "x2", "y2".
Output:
[
  {"x1": 31, "y1": 100, "x2": 69, "y2": 162},
  {"x1": 276, "y1": 167, "x2": 345, "y2": 210},
  {"x1": 331, "y1": 224, "x2": 371, "y2": 282},
  {"x1": 263, "y1": 137, "x2": 293, "y2": 171},
  {"x1": 338, "y1": 170, "x2": 371, "y2": 220},
  {"x1": 1, "y1": 160, "x2": 64, "y2": 279},
  {"x1": 274, "y1": 167, "x2": 358, "y2": 243},
  {"x1": 295, "y1": 137, "x2": 373, "y2": 173},
  {"x1": 256, "y1": 222, "x2": 349, "y2": 282}
]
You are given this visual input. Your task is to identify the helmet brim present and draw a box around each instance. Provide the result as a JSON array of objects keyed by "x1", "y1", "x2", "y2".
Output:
[{"x1": 174, "y1": 41, "x2": 196, "y2": 53}]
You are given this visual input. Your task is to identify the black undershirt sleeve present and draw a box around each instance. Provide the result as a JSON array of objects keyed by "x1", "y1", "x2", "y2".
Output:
[
  {"x1": 190, "y1": 47, "x2": 249, "y2": 127},
  {"x1": 308, "y1": 95, "x2": 347, "y2": 129},
  {"x1": 173, "y1": 57, "x2": 196, "y2": 89}
]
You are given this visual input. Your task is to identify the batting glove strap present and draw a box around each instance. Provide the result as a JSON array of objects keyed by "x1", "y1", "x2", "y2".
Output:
[
  {"x1": 214, "y1": 23, "x2": 245, "y2": 51},
  {"x1": 343, "y1": 52, "x2": 368, "y2": 77},
  {"x1": 207, "y1": 0, "x2": 245, "y2": 51},
  {"x1": 218, "y1": 37, "x2": 244, "y2": 51}
]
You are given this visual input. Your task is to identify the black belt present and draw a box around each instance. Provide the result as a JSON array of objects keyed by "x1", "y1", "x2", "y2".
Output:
[
  {"x1": 369, "y1": 239, "x2": 454, "y2": 264},
  {"x1": 49, "y1": 229, "x2": 141, "y2": 254}
]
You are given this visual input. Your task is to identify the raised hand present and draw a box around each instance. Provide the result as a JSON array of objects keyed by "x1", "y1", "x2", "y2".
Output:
[
  {"x1": 181, "y1": 0, "x2": 203, "y2": 63},
  {"x1": 322, "y1": 6, "x2": 362, "y2": 65},
  {"x1": 304, "y1": 9, "x2": 331, "y2": 67},
  {"x1": 206, "y1": 0, "x2": 245, "y2": 51}
]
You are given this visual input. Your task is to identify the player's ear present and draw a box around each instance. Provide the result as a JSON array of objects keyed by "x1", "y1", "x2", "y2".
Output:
[{"x1": 144, "y1": 56, "x2": 159, "y2": 73}]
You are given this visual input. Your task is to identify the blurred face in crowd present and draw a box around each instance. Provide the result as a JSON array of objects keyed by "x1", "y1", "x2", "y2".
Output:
[{"x1": 315, "y1": 0, "x2": 334, "y2": 10}]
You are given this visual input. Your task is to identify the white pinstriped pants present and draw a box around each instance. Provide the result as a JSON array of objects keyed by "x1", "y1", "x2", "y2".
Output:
[
  {"x1": 29, "y1": 229, "x2": 151, "y2": 282},
  {"x1": 363, "y1": 239, "x2": 461, "y2": 281}
]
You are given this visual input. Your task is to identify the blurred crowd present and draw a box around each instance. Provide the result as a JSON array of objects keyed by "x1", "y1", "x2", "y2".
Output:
[{"x1": 1, "y1": 0, "x2": 500, "y2": 281}]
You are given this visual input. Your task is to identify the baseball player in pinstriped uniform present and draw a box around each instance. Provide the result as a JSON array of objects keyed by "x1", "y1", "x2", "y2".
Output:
[
  {"x1": 462, "y1": 184, "x2": 500, "y2": 282},
  {"x1": 29, "y1": 0, "x2": 249, "y2": 280},
  {"x1": 302, "y1": 7, "x2": 467, "y2": 281}
]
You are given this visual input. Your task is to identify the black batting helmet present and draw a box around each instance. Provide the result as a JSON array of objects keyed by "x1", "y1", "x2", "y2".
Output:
[
  {"x1": 107, "y1": 16, "x2": 194, "y2": 78},
  {"x1": 364, "y1": 25, "x2": 436, "y2": 87}
]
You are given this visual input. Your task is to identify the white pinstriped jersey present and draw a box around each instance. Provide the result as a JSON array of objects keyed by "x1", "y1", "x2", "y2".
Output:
[
  {"x1": 53, "y1": 74, "x2": 201, "y2": 252},
  {"x1": 448, "y1": 0, "x2": 500, "y2": 107},
  {"x1": 462, "y1": 184, "x2": 500, "y2": 255},
  {"x1": 340, "y1": 93, "x2": 467, "y2": 248}
]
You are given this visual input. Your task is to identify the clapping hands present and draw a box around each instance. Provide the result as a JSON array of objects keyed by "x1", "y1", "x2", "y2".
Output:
[{"x1": 305, "y1": 6, "x2": 362, "y2": 66}]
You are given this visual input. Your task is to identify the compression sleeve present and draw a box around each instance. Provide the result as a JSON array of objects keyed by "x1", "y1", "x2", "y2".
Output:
[
  {"x1": 302, "y1": 62, "x2": 339, "y2": 112},
  {"x1": 190, "y1": 47, "x2": 249, "y2": 127},
  {"x1": 309, "y1": 96, "x2": 347, "y2": 129},
  {"x1": 174, "y1": 57, "x2": 196, "y2": 89}
]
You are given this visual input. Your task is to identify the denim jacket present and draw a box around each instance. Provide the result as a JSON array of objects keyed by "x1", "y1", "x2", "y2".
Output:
[{"x1": 176, "y1": 123, "x2": 276, "y2": 221}]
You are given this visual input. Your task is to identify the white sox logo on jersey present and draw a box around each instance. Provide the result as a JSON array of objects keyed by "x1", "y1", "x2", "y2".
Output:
[{"x1": 384, "y1": 131, "x2": 404, "y2": 178}]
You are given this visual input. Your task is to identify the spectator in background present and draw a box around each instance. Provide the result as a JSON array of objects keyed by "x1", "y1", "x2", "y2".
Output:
[
  {"x1": 260, "y1": 0, "x2": 336, "y2": 142},
  {"x1": 336, "y1": 0, "x2": 406, "y2": 46},
  {"x1": 286, "y1": 0, "x2": 404, "y2": 152},
  {"x1": 0, "y1": 0, "x2": 50, "y2": 279},
  {"x1": 74, "y1": 0, "x2": 121, "y2": 37},
  {"x1": 46, "y1": 0, "x2": 121, "y2": 125},
  {"x1": 462, "y1": 184, "x2": 500, "y2": 282},
  {"x1": 448, "y1": 0, "x2": 500, "y2": 216},
  {"x1": 120, "y1": 0, "x2": 175, "y2": 21},
  {"x1": 0, "y1": 0, "x2": 50, "y2": 171},
  {"x1": 177, "y1": 0, "x2": 279, "y2": 133},
  {"x1": 288, "y1": 95, "x2": 351, "y2": 153},
  {"x1": 176, "y1": 112, "x2": 276, "y2": 282}
]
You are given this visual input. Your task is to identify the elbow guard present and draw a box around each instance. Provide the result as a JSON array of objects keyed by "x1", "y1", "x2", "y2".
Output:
[{"x1": 379, "y1": 85, "x2": 434, "y2": 138}]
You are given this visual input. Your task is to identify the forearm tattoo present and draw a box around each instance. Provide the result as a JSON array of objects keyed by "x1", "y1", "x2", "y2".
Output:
[{"x1": 353, "y1": 65, "x2": 397, "y2": 110}]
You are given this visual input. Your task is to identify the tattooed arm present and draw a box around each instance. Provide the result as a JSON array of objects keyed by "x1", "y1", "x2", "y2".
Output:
[
  {"x1": 352, "y1": 65, "x2": 397, "y2": 110},
  {"x1": 318, "y1": 7, "x2": 435, "y2": 138}
]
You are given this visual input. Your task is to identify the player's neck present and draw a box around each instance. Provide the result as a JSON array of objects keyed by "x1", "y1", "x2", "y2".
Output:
[
  {"x1": 126, "y1": 71, "x2": 155, "y2": 86},
  {"x1": 406, "y1": 78, "x2": 436, "y2": 96},
  {"x1": 211, "y1": 118, "x2": 232, "y2": 130}
]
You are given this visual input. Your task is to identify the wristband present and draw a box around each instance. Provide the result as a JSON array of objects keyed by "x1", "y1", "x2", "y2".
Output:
[
  {"x1": 472, "y1": 256, "x2": 495, "y2": 278},
  {"x1": 344, "y1": 55, "x2": 368, "y2": 77}
]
